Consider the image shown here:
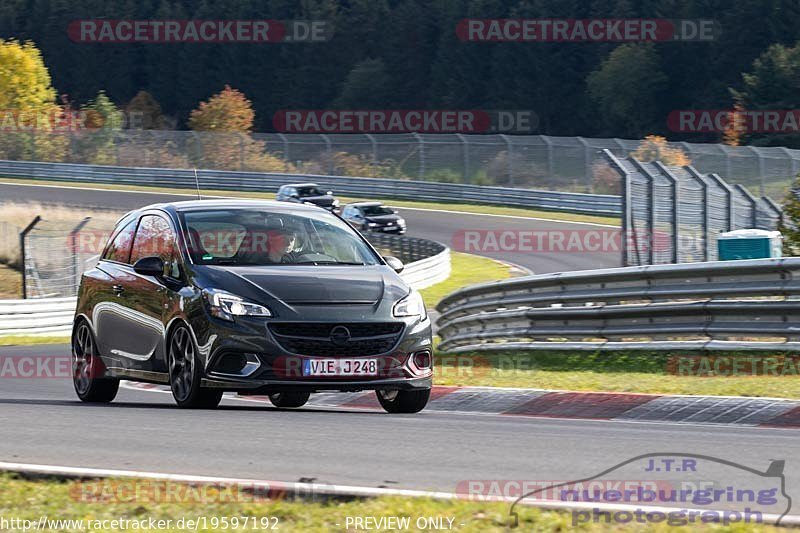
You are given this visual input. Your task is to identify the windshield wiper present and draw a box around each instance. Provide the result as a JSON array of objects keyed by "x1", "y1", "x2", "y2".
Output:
[{"x1": 293, "y1": 261, "x2": 366, "y2": 266}]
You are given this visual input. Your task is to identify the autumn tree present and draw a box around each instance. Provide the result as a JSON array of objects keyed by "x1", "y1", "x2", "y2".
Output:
[
  {"x1": 188, "y1": 85, "x2": 254, "y2": 132},
  {"x1": 72, "y1": 91, "x2": 124, "y2": 165},
  {"x1": 188, "y1": 86, "x2": 288, "y2": 172},
  {"x1": 0, "y1": 39, "x2": 66, "y2": 161},
  {"x1": 126, "y1": 90, "x2": 170, "y2": 130},
  {"x1": 630, "y1": 135, "x2": 691, "y2": 166}
]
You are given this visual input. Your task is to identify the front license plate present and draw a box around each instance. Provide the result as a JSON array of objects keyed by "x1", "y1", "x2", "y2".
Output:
[{"x1": 302, "y1": 358, "x2": 378, "y2": 377}]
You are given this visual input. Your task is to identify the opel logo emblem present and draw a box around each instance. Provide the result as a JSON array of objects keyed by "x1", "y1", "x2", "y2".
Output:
[{"x1": 330, "y1": 325, "x2": 351, "y2": 346}]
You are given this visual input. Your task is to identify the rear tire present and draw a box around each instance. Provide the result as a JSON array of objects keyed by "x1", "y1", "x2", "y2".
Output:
[
  {"x1": 268, "y1": 391, "x2": 310, "y2": 408},
  {"x1": 168, "y1": 325, "x2": 222, "y2": 409},
  {"x1": 376, "y1": 389, "x2": 430, "y2": 413},
  {"x1": 72, "y1": 321, "x2": 119, "y2": 403}
]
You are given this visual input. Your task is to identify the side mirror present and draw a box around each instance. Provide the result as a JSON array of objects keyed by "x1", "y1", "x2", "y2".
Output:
[
  {"x1": 290, "y1": 193, "x2": 299, "y2": 199},
  {"x1": 384, "y1": 256, "x2": 404, "y2": 274},
  {"x1": 133, "y1": 256, "x2": 165, "y2": 277}
]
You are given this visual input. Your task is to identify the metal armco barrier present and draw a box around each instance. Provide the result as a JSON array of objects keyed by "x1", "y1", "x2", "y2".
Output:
[
  {"x1": 0, "y1": 297, "x2": 77, "y2": 335},
  {"x1": 0, "y1": 159, "x2": 621, "y2": 216},
  {"x1": 366, "y1": 233, "x2": 451, "y2": 290},
  {"x1": 436, "y1": 258, "x2": 800, "y2": 352}
]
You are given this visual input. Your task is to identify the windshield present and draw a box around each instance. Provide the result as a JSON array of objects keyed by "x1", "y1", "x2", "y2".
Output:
[
  {"x1": 296, "y1": 186, "x2": 323, "y2": 197},
  {"x1": 181, "y1": 208, "x2": 380, "y2": 266},
  {"x1": 361, "y1": 205, "x2": 394, "y2": 216}
]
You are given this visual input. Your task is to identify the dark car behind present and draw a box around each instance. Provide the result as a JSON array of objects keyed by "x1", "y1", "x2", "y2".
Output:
[
  {"x1": 276, "y1": 183, "x2": 340, "y2": 213},
  {"x1": 342, "y1": 202, "x2": 406, "y2": 234}
]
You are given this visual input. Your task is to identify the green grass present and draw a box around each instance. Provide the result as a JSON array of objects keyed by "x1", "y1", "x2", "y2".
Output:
[
  {"x1": 0, "y1": 264, "x2": 20, "y2": 298},
  {"x1": 433, "y1": 350, "x2": 800, "y2": 398},
  {"x1": 0, "y1": 474, "x2": 785, "y2": 532},
  {"x1": 0, "y1": 335, "x2": 70, "y2": 346},
  {"x1": 0, "y1": 175, "x2": 620, "y2": 226},
  {"x1": 419, "y1": 252, "x2": 514, "y2": 309}
]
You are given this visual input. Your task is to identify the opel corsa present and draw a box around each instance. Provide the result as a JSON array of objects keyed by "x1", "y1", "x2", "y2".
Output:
[{"x1": 71, "y1": 200, "x2": 433, "y2": 413}]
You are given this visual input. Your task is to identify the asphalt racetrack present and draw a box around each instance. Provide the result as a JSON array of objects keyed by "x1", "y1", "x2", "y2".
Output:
[
  {"x1": 4, "y1": 181, "x2": 797, "y2": 519},
  {"x1": 0, "y1": 180, "x2": 620, "y2": 274}
]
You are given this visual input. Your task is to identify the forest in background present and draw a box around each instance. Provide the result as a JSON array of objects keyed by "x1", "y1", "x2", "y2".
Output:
[{"x1": 0, "y1": 0, "x2": 800, "y2": 147}]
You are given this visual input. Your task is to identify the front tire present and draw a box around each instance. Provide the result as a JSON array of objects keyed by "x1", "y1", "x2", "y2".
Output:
[
  {"x1": 168, "y1": 325, "x2": 222, "y2": 409},
  {"x1": 72, "y1": 321, "x2": 119, "y2": 403},
  {"x1": 268, "y1": 391, "x2": 310, "y2": 408},
  {"x1": 376, "y1": 389, "x2": 430, "y2": 413}
]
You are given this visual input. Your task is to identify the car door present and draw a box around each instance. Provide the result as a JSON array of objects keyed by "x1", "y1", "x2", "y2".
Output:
[
  {"x1": 123, "y1": 213, "x2": 183, "y2": 372},
  {"x1": 93, "y1": 216, "x2": 142, "y2": 368}
]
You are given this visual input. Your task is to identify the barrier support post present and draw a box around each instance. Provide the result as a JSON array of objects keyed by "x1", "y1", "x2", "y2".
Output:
[
  {"x1": 70, "y1": 217, "x2": 92, "y2": 297},
  {"x1": 19, "y1": 216, "x2": 42, "y2": 299}
]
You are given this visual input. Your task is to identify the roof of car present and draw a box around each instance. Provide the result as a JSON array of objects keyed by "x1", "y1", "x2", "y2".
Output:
[
  {"x1": 283, "y1": 183, "x2": 320, "y2": 188},
  {"x1": 347, "y1": 201, "x2": 385, "y2": 207},
  {"x1": 137, "y1": 199, "x2": 326, "y2": 213}
]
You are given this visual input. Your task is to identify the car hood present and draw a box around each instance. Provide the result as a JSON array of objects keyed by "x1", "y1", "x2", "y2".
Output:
[
  {"x1": 301, "y1": 195, "x2": 335, "y2": 206},
  {"x1": 200, "y1": 264, "x2": 408, "y2": 305},
  {"x1": 366, "y1": 214, "x2": 403, "y2": 223}
]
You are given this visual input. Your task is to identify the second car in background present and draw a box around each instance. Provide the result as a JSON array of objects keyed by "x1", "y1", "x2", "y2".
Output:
[
  {"x1": 276, "y1": 183, "x2": 340, "y2": 213},
  {"x1": 342, "y1": 202, "x2": 406, "y2": 234}
]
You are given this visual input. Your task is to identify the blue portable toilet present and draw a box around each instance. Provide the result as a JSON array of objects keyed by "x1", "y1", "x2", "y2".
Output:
[{"x1": 717, "y1": 229, "x2": 782, "y2": 260}]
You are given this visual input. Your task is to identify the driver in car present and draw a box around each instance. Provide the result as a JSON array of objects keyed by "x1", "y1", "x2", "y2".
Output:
[{"x1": 266, "y1": 228, "x2": 300, "y2": 263}]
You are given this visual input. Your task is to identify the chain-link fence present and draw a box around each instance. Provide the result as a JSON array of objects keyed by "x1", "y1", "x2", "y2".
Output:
[
  {"x1": 0, "y1": 130, "x2": 795, "y2": 198},
  {"x1": 7, "y1": 211, "x2": 451, "y2": 299},
  {"x1": 602, "y1": 150, "x2": 782, "y2": 266},
  {"x1": 17, "y1": 216, "x2": 110, "y2": 299}
]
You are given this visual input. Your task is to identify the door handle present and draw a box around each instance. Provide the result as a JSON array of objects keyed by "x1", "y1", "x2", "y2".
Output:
[{"x1": 112, "y1": 285, "x2": 125, "y2": 295}]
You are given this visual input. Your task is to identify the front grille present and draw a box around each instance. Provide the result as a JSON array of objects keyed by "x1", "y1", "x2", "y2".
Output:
[{"x1": 269, "y1": 322, "x2": 404, "y2": 357}]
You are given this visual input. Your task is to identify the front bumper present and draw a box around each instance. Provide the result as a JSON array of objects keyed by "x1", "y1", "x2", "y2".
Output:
[
  {"x1": 192, "y1": 312, "x2": 433, "y2": 393},
  {"x1": 202, "y1": 375, "x2": 432, "y2": 393},
  {"x1": 367, "y1": 223, "x2": 406, "y2": 233}
]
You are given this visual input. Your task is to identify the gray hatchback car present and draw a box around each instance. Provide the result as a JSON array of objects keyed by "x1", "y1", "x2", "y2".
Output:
[{"x1": 71, "y1": 200, "x2": 433, "y2": 413}]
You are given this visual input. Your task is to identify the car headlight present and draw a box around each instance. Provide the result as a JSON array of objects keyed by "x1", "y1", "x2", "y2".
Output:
[
  {"x1": 368, "y1": 222, "x2": 378, "y2": 227},
  {"x1": 203, "y1": 288, "x2": 272, "y2": 321},
  {"x1": 393, "y1": 290, "x2": 427, "y2": 319}
]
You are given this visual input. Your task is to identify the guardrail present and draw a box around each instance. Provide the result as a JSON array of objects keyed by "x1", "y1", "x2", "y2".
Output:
[
  {"x1": 0, "y1": 297, "x2": 76, "y2": 336},
  {"x1": 366, "y1": 233, "x2": 451, "y2": 290},
  {"x1": 0, "y1": 159, "x2": 621, "y2": 216},
  {"x1": 436, "y1": 258, "x2": 800, "y2": 352}
]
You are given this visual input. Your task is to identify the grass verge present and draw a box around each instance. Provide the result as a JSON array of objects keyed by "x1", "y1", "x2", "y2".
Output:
[
  {"x1": 419, "y1": 252, "x2": 513, "y2": 310},
  {"x1": 433, "y1": 350, "x2": 800, "y2": 398},
  {"x1": 0, "y1": 176, "x2": 620, "y2": 226},
  {"x1": 0, "y1": 335, "x2": 70, "y2": 346},
  {"x1": 0, "y1": 474, "x2": 785, "y2": 532},
  {"x1": 0, "y1": 264, "x2": 21, "y2": 298}
]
